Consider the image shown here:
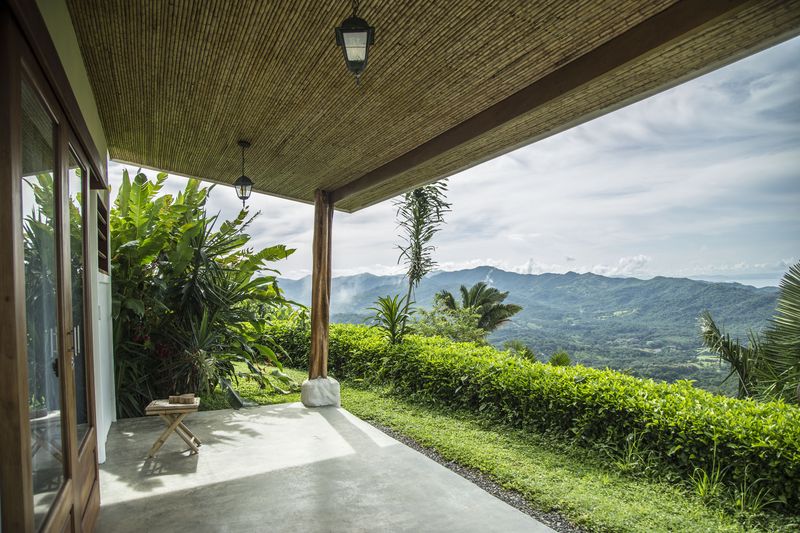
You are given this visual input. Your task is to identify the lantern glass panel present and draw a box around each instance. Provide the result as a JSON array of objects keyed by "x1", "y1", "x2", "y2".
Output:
[
  {"x1": 234, "y1": 176, "x2": 252, "y2": 200},
  {"x1": 343, "y1": 31, "x2": 368, "y2": 61}
]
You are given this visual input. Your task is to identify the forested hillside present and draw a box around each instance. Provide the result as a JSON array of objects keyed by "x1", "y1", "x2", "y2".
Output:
[{"x1": 280, "y1": 267, "x2": 779, "y2": 394}]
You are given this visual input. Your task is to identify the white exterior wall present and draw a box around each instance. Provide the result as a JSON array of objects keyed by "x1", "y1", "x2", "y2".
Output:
[
  {"x1": 88, "y1": 191, "x2": 116, "y2": 463},
  {"x1": 38, "y1": 0, "x2": 116, "y2": 462}
]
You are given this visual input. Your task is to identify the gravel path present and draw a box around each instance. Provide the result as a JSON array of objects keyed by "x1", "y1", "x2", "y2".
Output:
[{"x1": 368, "y1": 421, "x2": 589, "y2": 533}]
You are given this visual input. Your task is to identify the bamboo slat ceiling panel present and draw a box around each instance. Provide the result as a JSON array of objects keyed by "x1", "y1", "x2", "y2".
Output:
[{"x1": 66, "y1": 0, "x2": 799, "y2": 211}]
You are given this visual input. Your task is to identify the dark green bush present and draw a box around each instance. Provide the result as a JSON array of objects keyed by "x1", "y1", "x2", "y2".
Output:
[
  {"x1": 548, "y1": 350, "x2": 571, "y2": 366},
  {"x1": 268, "y1": 321, "x2": 800, "y2": 507}
]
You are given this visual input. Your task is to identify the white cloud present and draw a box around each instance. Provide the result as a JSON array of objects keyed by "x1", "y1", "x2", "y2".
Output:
[
  {"x1": 590, "y1": 255, "x2": 652, "y2": 277},
  {"x1": 513, "y1": 258, "x2": 566, "y2": 275}
]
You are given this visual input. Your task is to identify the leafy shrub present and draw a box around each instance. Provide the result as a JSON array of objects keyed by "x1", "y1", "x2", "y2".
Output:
[
  {"x1": 268, "y1": 321, "x2": 800, "y2": 508},
  {"x1": 368, "y1": 294, "x2": 411, "y2": 344},
  {"x1": 263, "y1": 306, "x2": 310, "y2": 367},
  {"x1": 412, "y1": 303, "x2": 487, "y2": 344},
  {"x1": 111, "y1": 171, "x2": 295, "y2": 416},
  {"x1": 549, "y1": 351, "x2": 571, "y2": 366},
  {"x1": 503, "y1": 340, "x2": 537, "y2": 361}
]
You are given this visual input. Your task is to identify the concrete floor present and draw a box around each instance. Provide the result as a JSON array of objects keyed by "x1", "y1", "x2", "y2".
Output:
[{"x1": 97, "y1": 402, "x2": 551, "y2": 533}]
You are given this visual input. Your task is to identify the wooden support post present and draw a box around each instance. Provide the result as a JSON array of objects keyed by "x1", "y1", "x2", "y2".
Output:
[{"x1": 309, "y1": 189, "x2": 333, "y2": 379}]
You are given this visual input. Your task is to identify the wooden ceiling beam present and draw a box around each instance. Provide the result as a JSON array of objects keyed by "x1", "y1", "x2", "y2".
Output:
[{"x1": 329, "y1": 0, "x2": 750, "y2": 205}]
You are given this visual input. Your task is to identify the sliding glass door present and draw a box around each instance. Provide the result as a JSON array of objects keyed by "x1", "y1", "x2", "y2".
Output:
[
  {"x1": 0, "y1": 14, "x2": 101, "y2": 530},
  {"x1": 66, "y1": 143, "x2": 100, "y2": 528},
  {"x1": 21, "y1": 76, "x2": 66, "y2": 532}
]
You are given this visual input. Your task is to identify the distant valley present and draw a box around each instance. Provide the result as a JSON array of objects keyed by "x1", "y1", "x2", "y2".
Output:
[{"x1": 280, "y1": 267, "x2": 779, "y2": 395}]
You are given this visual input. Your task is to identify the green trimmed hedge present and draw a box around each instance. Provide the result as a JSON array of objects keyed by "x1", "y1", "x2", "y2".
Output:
[{"x1": 270, "y1": 321, "x2": 800, "y2": 506}]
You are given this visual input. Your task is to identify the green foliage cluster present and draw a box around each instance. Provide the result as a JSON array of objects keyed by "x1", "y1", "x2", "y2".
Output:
[
  {"x1": 267, "y1": 321, "x2": 800, "y2": 508},
  {"x1": 502, "y1": 340, "x2": 537, "y2": 361},
  {"x1": 435, "y1": 281, "x2": 522, "y2": 332},
  {"x1": 408, "y1": 282, "x2": 526, "y2": 344},
  {"x1": 375, "y1": 179, "x2": 452, "y2": 344},
  {"x1": 701, "y1": 262, "x2": 800, "y2": 403},
  {"x1": 368, "y1": 294, "x2": 411, "y2": 344},
  {"x1": 411, "y1": 303, "x2": 487, "y2": 344},
  {"x1": 549, "y1": 351, "x2": 572, "y2": 366},
  {"x1": 110, "y1": 170, "x2": 295, "y2": 417}
]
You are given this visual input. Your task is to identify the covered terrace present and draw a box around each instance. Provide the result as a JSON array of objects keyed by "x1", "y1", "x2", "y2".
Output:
[
  {"x1": 4, "y1": 0, "x2": 799, "y2": 531},
  {"x1": 63, "y1": 0, "x2": 800, "y2": 398}
]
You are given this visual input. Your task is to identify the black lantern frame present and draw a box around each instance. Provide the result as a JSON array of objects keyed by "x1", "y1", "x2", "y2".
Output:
[
  {"x1": 335, "y1": 1, "x2": 375, "y2": 83},
  {"x1": 234, "y1": 140, "x2": 253, "y2": 208}
]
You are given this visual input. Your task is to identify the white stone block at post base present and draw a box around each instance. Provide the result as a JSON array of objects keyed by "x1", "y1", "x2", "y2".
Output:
[{"x1": 301, "y1": 377, "x2": 341, "y2": 407}]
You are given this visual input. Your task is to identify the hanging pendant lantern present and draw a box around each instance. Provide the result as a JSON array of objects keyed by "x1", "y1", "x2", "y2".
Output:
[
  {"x1": 335, "y1": 0, "x2": 375, "y2": 84},
  {"x1": 233, "y1": 140, "x2": 253, "y2": 208}
]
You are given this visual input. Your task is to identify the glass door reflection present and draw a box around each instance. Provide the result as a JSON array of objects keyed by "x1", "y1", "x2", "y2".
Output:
[
  {"x1": 21, "y1": 78, "x2": 65, "y2": 529},
  {"x1": 68, "y1": 150, "x2": 91, "y2": 445}
]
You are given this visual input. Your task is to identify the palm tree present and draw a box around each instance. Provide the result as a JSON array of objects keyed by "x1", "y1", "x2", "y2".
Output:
[
  {"x1": 700, "y1": 261, "x2": 800, "y2": 403},
  {"x1": 759, "y1": 262, "x2": 800, "y2": 403},
  {"x1": 699, "y1": 310, "x2": 760, "y2": 398},
  {"x1": 435, "y1": 282, "x2": 522, "y2": 332},
  {"x1": 394, "y1": 180, "x2": 451, "y2": 331}
]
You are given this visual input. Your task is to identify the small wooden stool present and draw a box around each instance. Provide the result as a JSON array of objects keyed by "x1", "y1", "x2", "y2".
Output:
[
  {"x1": 144, "y1": 398, "x2": 202, "y2": 457},
  {"x1": 30, "y1": 410, "x2": 64, "y2": 462}
]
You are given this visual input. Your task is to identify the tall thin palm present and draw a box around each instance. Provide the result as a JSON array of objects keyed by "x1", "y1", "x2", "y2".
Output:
[
  {"x1": 395, "y1": 180, "x2": 451, "y2": 329},
  {"x1": 436, "y1": 282, "x2": 522, "y2": 332}
]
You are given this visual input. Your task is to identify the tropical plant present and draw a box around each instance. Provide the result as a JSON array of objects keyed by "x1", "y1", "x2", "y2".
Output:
[
  {"x1": 731, "y1": 465, "x2": 777, "y2": 516},
  {"x1": 758, "y1": 262, "x2": 800, "y2": 403},
  {"x1": 604, "y1": 430, "x2": 656, "y2": 478},
  {"x1": 411, "y1": 303, "x2": 487, "y2": 344},
  {"x1": 435, "y1": 281, "x2": 522, "y2": 332},
  {"x1": 368, "y1": 294, "x2": 412, "y2": 344},
  {"x1": 21, "y1": 173, "x2": 59, "y2": 408},
  {"x1": 503, "y1": 340, "x2": 537, "y2": 361},
  {"x1": 699, "y1": 311, "x2": 760, "y2": 398},
  {"x1": 549, "y1": 351, "x2": 571, "y2": 366},
  {"x1": 111, "y1": 170, "x2": 296, "y2": 417},
  {"x1": 690, "y1": 445, "x2": 727, "y2": 502},
  {"x1": 395, "y1": 180, "x2": 451, "y2": 328},
  {"x1": 700, "y1": 261, "x2": 800, "y2": 403}
]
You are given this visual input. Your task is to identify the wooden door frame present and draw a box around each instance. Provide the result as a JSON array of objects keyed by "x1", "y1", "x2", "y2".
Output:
[
  {"x1": 0, "y1": 20, "x2": 77, "y2": 531},
  {"x1": 65, "y1": 136, "x2": 101, "y2": 531},
  {"x1": 0, "y1": 2, "x2": 105, "y2": 530},
  {"x1": 0, "y1": 6, "x2": 35, "y2": 531}
]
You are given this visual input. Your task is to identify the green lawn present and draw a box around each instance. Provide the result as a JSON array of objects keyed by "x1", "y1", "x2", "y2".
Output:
[
  {"x1": 200, "y1": 366, "x2": 307, "y2": 410},
  {"x1": 202, "y1": 367, "x2": 797, "y2": 533}
]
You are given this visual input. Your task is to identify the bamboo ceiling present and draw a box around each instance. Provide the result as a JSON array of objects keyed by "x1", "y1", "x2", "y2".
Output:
[{"x1": 66, "y1": 0, "x2": 800, "y2": 212}]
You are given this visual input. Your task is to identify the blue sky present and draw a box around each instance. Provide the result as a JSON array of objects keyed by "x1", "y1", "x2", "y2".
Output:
[{"x1": 109, "y1": 37, "x2": 800, "y2": 287}]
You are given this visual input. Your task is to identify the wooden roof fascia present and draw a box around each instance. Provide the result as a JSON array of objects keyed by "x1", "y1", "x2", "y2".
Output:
[{"x1": 329, "y1": 0, "x2": 751, "y2": 206}]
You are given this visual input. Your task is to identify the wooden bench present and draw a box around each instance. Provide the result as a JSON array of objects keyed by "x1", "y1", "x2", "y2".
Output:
[{"x1": 144, "y1": 398, "x2": 202, "y2": 457}]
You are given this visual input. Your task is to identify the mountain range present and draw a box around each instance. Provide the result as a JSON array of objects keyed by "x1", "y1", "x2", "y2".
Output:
[{"x1": 279, "y1": 267, "x2": 780, "y2": 394}]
